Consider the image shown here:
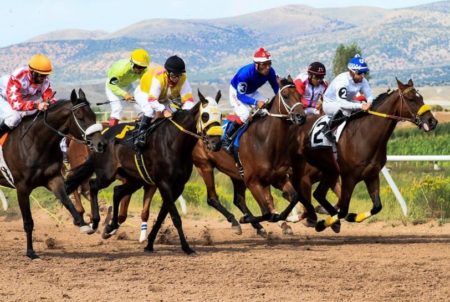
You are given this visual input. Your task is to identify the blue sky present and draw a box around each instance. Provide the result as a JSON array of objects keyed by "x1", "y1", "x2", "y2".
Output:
[{"x1": 0, "y1": 0, "x2": 440, "y2": 47}]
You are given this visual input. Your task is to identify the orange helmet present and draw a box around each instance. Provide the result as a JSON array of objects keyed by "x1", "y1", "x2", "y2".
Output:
[{"x1": 28, "y1": 54, "x2": 53, "y2": 74}]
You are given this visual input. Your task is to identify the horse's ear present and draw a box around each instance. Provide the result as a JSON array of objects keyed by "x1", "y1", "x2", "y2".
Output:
[
  {"x1": 78, "y1": 88, "x2": 86, "y2": 100},
  {"x1": 215, "y1": 90, "x2": 221, "y2": 104},
  {"x1": 198, "y1": 89, "x2": 207, "y2": 107},
  {"x1": 287, "y1": 74, "x2": 293, "y2": 82},
  {"x1": 70, "y1": 89, "x2": 77, "y2": 102},
  {"x1": 407, "y1": 79, "x2": 414, "y2": 86},
  {"x1": 395, "y1": 77, "x2": 404, "y2": 88}
]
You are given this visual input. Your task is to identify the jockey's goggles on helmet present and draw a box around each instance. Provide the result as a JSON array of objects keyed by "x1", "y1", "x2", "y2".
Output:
[
  {"x1": 31, "y1": 71, "x2": 48, "y2": 82},
  {"x1": 132, "y1": 63, "x2": 146, "y2": 71},
  {"x1": 169, "y1": 72, "x2": 182, "y2": 80},
  {"x1": 311, "y1": 74, "x2": 325, "y2": 80},
  {"x1": 355, "y1": 70, "x2": 368, "y2": 75},
  {"x1": 257, "y1": 61, "x2": 272, "y2": 68}
]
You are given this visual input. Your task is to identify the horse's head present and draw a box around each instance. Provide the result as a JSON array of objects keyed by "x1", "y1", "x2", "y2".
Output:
[
  {"x1": 68, "y1": 89, "x2": 107, "y2": 152},
  {"x1": 197, "y1": 89, "x2": 223, "y2": 151},
  {"x1": 396, "y1": 78, "x2": 438, "y2": 132},
  {"x1": 273, "y1": 75, "x2": 306, "y2": 125}
]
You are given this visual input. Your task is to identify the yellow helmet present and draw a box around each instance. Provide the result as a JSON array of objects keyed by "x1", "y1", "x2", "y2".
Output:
[
  {"x1": 131, "y1": 48, "x2": 150, "y2": 67},
  {"x1": 28, "y1": 54, "x2": 53, "y2": 74}
]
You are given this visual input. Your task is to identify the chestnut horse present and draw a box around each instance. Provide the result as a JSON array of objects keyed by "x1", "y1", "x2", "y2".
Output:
[
  {"x1": 290, "y1": 79, "x2": 438, "y2": 232},
  {"x1": 0, "y1": 89, "x2": 106, "y2": 259}
]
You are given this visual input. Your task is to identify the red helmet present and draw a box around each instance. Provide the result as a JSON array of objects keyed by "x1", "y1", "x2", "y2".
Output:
[{"x1": 253, "y1": 47, "x2": 271, "y2": 63}]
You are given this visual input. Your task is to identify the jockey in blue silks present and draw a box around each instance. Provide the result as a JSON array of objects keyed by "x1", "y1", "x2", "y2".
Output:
[{"x1": 224, "y1": 47, "x2": 280, "y2": 148}]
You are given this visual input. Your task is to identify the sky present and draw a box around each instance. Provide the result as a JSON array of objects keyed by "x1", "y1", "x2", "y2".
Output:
[{"x1": 0, "y1": 0, "x2": 441, "y2": 47}]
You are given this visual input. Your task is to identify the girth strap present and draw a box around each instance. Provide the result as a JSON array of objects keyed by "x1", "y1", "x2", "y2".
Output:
[{"x1": 134, "y1": 153, "x2": 154, "y2": 185}]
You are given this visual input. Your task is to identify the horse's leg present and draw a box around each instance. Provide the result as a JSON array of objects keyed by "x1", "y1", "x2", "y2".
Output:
[
  {"x1": 316, "y1": 176, "x2": 358, "y2": 231},
  {"x1": 167, "y1": 201, "x2": 195, "y2": 255},
  {"x1": 346, "y1": 174, "x2": 382, "y2": 223},
  {"x1": 144, "y1": 202, "x2": 169, "y2": 253},
  {"x1": 139, "y1": 185, "x2": 157, "y2": 243},
  {"x1": 103, "y1": 181, "x2": 142, "y2": 239},
  {"x1": 241, "y1": 182, "x2": 273, "y2": 223},
  {"x1": 47, "y1": 176, "x2": 94, "y2": 234},
  {"x1": 118, "y1": 194, "x2": 131, "y2": 224},
  {"x1": 16, "y1": 187, "x2": 38, "y2": 259},
  {"x1": 231, "y1": 178, "x2": 266, "y2": 236},
  {"x1": 197, "y1": 166, "x2": 241, "y2": 234},
  {"x1": 70, "y1": 189, "x2": 85, "y2": 221}
]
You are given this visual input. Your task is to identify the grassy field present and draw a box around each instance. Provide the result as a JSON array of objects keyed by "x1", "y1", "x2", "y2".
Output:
[{"x1": 1, "y1": 119, "x2": 449, "y2": 224}]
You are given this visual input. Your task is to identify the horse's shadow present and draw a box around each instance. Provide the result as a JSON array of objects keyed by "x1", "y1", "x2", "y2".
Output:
[{"x1": 39, "y1": 233, "x2": 450, "y2": 259}]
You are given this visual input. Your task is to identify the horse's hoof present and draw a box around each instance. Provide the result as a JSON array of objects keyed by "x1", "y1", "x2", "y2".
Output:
[
  {"x1": 346, "y1": 213, "x2": 357, "y2": 222},
  {"x1": 315, "y1": 220, "x2": 327, "y2": 232},
  {"x1": 302, "y1": 218, "x2": 317, "y2": 228},
  {"x1": 331, "y1": 221, "x2": 341, "y2": 233},
  {"x1": 139, "y1": 232, "x2": 147, "y2": 243},
  {"x1": 102, "y1": 224, "x2": 118, "y2": 239},
  {"x1": 280, "y1": 222, "x2": 294, "y2": 236},
  {"x1": 80, "y1": 225, "x2": 95, "y2": 235},
  {"x1": 256, "y1": 228, "x2": 268, "y2": 238},
  {"x1": 183, "y1": 247, "x2": 196, "y2": 255},
  {"x1": 90, "y1": 221, "x2": 99, "y2": 231},
  {"x1": 27, "y1": 250, "x2": 40, "y2": 260},
  {"x1": 144, "y1": 246, "x2": 154, "y2": 253},
  {"x1": 232, "y1": 224, "x2": 242, "y2": 235}
]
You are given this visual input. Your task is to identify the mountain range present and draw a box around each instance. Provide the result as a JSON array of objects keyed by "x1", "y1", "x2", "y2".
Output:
[{"x1": 0, "y1": 1, "x2": 449, "y2": 96}]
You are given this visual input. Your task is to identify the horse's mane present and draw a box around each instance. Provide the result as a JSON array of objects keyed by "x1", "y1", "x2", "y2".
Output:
[
  {"x1": 20, "y1": 99, "x2": 90, "y2": 123},
  {"x1": 347, "y1": 89, "x2": 395, "y2": 123}
]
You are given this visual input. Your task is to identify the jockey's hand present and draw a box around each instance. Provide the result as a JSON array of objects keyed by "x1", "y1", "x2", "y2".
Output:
[
  {"x1": 316, "y1": 101, "x2": 323, "y2": 111},
  {"x1": 361, "y1": 102, "x2": 371, "y2": 111},
  {"x1": 124, "y1": 94, "x2": 134, "y2": 102},
  {"x1": 35, "y1": 102, "x2": 49, "y2": 111},
  {"x1": 256, "y1": 100, "x2": 266, "y2": 109},
  {"x1": 163, "y1": 110, "x2": 172, "y2": 118}
]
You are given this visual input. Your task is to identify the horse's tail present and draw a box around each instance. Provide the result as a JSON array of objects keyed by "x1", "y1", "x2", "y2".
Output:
[{"x1": 65, "y1": 156, "x2": 95, "y2": 194}]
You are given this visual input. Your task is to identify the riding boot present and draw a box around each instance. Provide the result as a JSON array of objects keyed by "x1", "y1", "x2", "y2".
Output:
[
  {"x1": 223, "y1": 121, "x2": 240, "y2": 152},
  {"x1": 0, "y1": 121, "x2": 11, "y2": 137},
  {"x1": 134, "y1": 116, "x2": 151, "y2": 150},
  {"x1": 323, "y1": 111, "x2": 345, "y2": 142}
]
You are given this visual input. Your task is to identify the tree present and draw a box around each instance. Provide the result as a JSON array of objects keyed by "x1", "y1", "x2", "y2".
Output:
[{"x1": 332, "y1": 43, "x2": 363, "y2": 77}]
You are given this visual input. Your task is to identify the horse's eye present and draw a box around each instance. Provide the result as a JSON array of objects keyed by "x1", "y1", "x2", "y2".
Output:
[{"x1": 201, "y1": 112, "x2": 209, "y2": 123}]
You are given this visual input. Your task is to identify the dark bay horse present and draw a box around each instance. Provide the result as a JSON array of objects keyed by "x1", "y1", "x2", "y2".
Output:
[
  {"x1": 65, "y1": 90, "x2": 223, "y2": 254},
  {"x1": 0, "y1": 89, "x2": 106, "y2": 259},
  {"x1": 290, "y1": 79, "x2": 438, "y2": 232}
]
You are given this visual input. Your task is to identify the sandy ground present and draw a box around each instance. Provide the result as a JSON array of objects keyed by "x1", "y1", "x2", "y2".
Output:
[{"x1": 0, "y1": 209, "x2": 449, "y2": 302}]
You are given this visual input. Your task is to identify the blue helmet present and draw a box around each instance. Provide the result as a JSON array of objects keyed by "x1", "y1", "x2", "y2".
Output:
[{"x1": 347, "y1": 54, "x2": 369, "y2": 73}]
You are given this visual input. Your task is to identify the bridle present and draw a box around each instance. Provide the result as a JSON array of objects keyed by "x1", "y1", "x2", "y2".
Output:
[
  {"x1": 43, "y1": 101, "x2": 103, "y2": 147},
  {"x1": 260, "y1": 83, "x2": 305, "y2": 124}
]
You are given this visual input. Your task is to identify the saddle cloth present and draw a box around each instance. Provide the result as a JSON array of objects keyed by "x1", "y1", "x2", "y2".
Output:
[{"x1": 310, "y1": 115, "x2": 347, "y2": 149}]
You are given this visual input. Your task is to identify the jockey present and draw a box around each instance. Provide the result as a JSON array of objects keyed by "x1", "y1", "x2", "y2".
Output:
[
  {"x1": 224, "y1": 47, "x2": 279, "y2": 148},
  {"x1": 322, "y1": 54, "x2": 374, "y2": 141},
  {"x1": 0, "y1": 54, "x2": 56, "y2": 137},
  {"x1": 134, "y1": 55, "x2": 194, "y2": 148},
  {"x1": 294, "y1": 62, "x2": 328, "y2": 115},
  {"x1": 106, "y1": 48, "x2": 150, "y2": 127}
]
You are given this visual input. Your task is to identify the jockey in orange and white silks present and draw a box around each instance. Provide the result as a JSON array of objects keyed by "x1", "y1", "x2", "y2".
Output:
[
  {"x1": 0, "y1": 54, "x2": 56, "y2": 136},
  {"x1": 133, "y1": 55, "x2": 195, "y2": 148},
  {"x1": 105, "y1": 48, "x2": 150, "y2": 127},
  {"x1": 294, "y1": 62, "x2": 328, "y2": 115}
]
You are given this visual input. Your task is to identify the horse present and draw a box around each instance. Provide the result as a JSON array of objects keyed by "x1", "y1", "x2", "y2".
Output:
[
  {"x1": 65, "y1": 90, "x2": 223, "y2": 254},
  {"x1": 289, "y1": 78, "x2": 438, "y2": 232},
  {"x1": 114, "y1": 76, "x2": 310, "y2": 239},
  {"x1": 0, "y1": 89, "x2": 106, "y2": 259}
]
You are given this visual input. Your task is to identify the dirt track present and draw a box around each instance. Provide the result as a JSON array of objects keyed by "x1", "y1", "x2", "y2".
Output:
[{"x1": 0, "y1": 209, "x2": 449, "y2": 302}]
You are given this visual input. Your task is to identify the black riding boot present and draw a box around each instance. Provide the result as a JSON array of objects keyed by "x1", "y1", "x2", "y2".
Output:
[
  {"x1": 134, "y1": 116, "x2": 151, "y2": 149},
  {"x1": 0, "y1": 121, "x2": 11, "y2": 137},
  {"x1": 223, "y1": 121, "x2": 240, "y2": 152},
  {"x1": 323, "y1": 110, "x2": 346, "y2": 142}
]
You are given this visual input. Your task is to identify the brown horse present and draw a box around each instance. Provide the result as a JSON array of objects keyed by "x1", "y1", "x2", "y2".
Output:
[
  {"x1": 0, "y1": 89, "x2": 106, "y2": 259},
  {"x1": 65, "y1": 90, "x2": 223, "y2": 254},
  {"x1": 290, "y1": 78, "x2": 438, "y2": 232}
]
